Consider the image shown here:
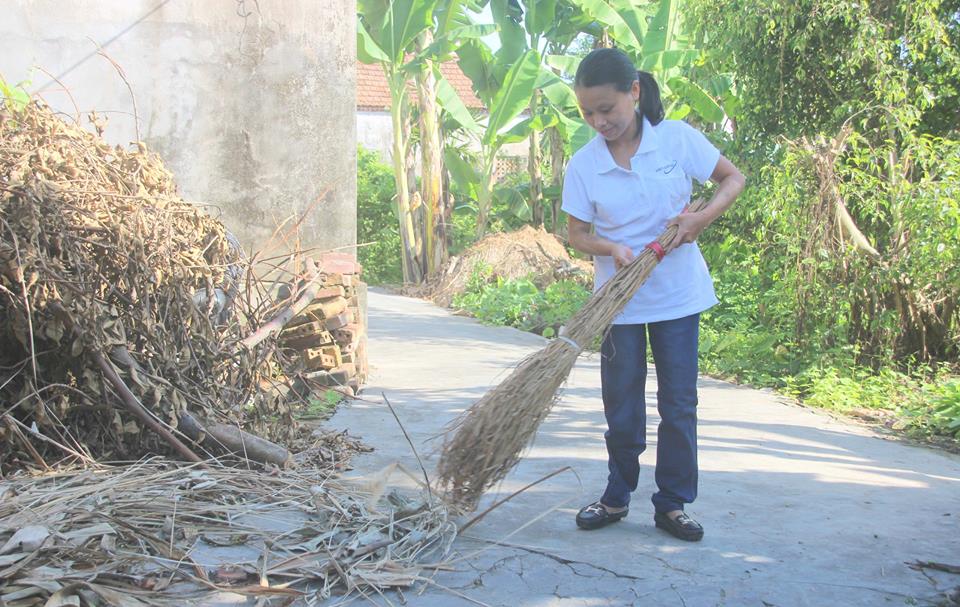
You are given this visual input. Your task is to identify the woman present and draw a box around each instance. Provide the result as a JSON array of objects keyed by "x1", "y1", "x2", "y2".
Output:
[{"x1": 563, "y1": 48, "x2": 745, "y2": 541}]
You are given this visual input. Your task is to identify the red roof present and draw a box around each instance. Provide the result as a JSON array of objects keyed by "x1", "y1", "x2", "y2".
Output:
[{"x1": 357, "y1": 60, "x2": 484, "y2": 112}]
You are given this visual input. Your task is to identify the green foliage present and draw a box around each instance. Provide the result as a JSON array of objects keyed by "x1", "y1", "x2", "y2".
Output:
[
  {"x1": 785, "y1": 367, "x2": 923, "y2": 413},
  {"x1": 697, "y1": 127, "x2": 960, "y2": 443},
  {"x1": 685, "y1": 0, "x2": 960, "y2": 140},
  {"x1": 357, "y1": 146, "x2": 403, "y2": 284},
  {"x1": 358, "y1": 0, "x2": 437, "y2": 62},
  {"x1": 0, "y1": 75, "x2": 30, "y2": 111},
  {"x1": 350, "y1": 0, "x2": 960, "y2": 447},
  {"x1": 452, "y1": 262, "x2": 590, "y2": 336},
  {"x1": 928, "y1": 380, "x2": 960, "y2": 438},
  {"x1": 303, "y1": 389, "x2": 344, "y2": 419}
]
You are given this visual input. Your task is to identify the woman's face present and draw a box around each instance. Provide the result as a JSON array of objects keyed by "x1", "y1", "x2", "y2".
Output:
[{"x1": 575, "y1": 80, "x2": 640, "y2": 144}]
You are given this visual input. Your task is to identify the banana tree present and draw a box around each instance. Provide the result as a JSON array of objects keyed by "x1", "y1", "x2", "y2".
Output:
[
  {"x1": 457, "y1": 40, "x2": 542, "y2": 237},
  {"x1": 358, "y1": 0, "x2": 439, "y2": 284},
  {"x1": 412, "y1": 2, "x2": 497, "y2": 273},
  {"x1": 468, "y1": 0, "x2": 592, "y2": 230}
]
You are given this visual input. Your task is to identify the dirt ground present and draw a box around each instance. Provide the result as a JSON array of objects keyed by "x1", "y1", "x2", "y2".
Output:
[{"x1": 411, "y1": 225, "x2": 593, "y2": 306}]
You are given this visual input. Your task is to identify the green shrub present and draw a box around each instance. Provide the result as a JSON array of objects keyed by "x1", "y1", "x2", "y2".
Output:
[
  {"x1": 452, "y1": 263, "x2": 590, "y2": 337},
  {"x1": 921, "y1": 379, "x2": 960, "y2": 439},
  {"x1": 357, "y1": 146, "x2": 402, "y2": 285}
]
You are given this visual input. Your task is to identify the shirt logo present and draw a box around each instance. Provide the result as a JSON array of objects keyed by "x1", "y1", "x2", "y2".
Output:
[{"x1": 656, "y1": 161, "x2": 678, "y2": 175}]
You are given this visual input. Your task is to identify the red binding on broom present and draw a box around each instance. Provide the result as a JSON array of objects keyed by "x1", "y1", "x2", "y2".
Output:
[{"x1": 645, "y1": 241, "x2": 666, "y2": 261}]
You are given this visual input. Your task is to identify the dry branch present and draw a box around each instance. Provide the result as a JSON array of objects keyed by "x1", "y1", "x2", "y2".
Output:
[
  {"x1": 178, "y1": 412, "x2": 291, "y2": 467},
  {"x1": 240, "y1": 262, "x2": 322, "y2": 350},
  {"x1": 92, "y1": 350, "x2": 204, "y2": 464}
]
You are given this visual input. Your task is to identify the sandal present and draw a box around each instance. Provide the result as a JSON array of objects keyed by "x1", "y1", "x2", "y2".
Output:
[
  {"x1": 654, "y1": 511, "x2": 704, "y2": 541},
  {"x1": 576, "y1": 501, "x2": 628, "y2": 530}
]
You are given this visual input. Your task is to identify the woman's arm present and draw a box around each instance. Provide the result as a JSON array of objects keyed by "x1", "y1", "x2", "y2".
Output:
[
  {"x1": 667, "y1": 155, "x2": 745, "y2": 251},
  {"x1": 568, "y1": 215, "x2": 635, "y2": 269}
]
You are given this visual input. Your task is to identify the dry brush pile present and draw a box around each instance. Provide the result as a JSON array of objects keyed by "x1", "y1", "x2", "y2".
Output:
[
  {"x1": 411, "y1": 225, "x2": 592, "y2": 307},
  {"x1": 0, "y1": 101, "x2": 458, "y2": 604},
  {"x1": 0, "y1": 101, "x2": 313, "y2": 469},
  {"x1": 0, "y1": 460, "x2": 455, "y2": 605}
]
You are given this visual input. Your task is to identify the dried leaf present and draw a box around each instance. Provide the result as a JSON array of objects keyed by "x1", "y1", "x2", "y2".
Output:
[
  {"x1": 61, "y1": 523, "x2": 115, "y2": 546},
  {"x1": 82, "y1": 583, "x2": 150, "y2": 607},
  {"x1": 44, "y1": 587, "x2": 81, "y2": 607},
  {"x1": 0, "y1": 526, "x2": 50, "y2": 554}
]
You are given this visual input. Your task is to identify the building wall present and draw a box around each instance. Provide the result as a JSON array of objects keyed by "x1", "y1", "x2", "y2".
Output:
[
  {"x1": 1, "y1": 0, "x2": 356, "y2": 254},
  {"x1": 357, "y1": 111, "x2": 394, "y2": 160},
  {"x1": 358, "y1": 110, "x2": 529, "y2": 164}
]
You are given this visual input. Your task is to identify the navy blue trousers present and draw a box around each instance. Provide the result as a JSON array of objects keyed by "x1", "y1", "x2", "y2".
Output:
[{"x1": 599, "y1": 314, "x2": 700, "y2": 513}]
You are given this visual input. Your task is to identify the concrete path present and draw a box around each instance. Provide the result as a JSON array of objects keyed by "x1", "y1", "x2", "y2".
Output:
[{"x1": 325, "y1": 289, "x2": 960, "y2": 607}]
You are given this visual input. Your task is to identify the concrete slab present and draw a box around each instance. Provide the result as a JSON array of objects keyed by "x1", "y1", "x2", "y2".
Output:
[{"x1": 324, "y1": 289, "x2": 960, "y2": 607}]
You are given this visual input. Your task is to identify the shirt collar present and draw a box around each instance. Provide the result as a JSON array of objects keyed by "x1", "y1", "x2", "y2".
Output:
[{"x1": 594, "y1": 114, "x2": 660, "y2": 174}]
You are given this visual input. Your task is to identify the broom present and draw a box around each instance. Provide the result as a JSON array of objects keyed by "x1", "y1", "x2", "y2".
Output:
[{"x1": 437, "y1": 197, "x2": 715, "y2": 511}]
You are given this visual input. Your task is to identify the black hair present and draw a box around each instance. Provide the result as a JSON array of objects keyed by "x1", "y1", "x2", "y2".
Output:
[{"x1": 574, "y1": 47, "x2": 665, "y2": 126}]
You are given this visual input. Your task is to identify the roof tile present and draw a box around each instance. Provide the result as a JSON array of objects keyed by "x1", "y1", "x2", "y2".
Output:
[{"x1": 356, "y1": 60, "x2": 483, "y2": 112}]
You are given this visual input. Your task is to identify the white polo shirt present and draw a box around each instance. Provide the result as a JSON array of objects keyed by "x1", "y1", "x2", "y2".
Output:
[{"x1": 561, "y1": 117, "x2": 721, "y2": 324}]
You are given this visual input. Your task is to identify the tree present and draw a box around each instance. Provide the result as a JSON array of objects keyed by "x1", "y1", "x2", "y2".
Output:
[
  {"x1": 358, "y1": 0, "x2": 438, "y2": 284},
  {"x1": 413, "y1": 1, "x2": 497, "y2": 273},
  {"x1": 684, "y1": 0, "x2": 960, "y2": 140},
  {"x1": 457, "y1": 38, "x2": 542, "y2": 236},
  {"x1": 686, "y1": 0, "x2": 960, "y2": 364}
]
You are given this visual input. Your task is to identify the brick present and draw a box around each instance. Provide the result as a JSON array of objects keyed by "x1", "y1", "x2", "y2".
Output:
[
  {"x1": 314, "y1": 285, "x2": 346, "y2": 300},
  {"x1": 279, "y1": 321, "x2": 327, "y2": 340},
  {"x1": 355, "y1": 337, "x2": 368, "y2": 381},
  {"x1": 307, "y1": 297, "x2": 348, "y2": 319},
  {"x1": 324, "y1": 310, "x2": 353, "y2": 331},
  {"x1": 332, "y1": 362, "x2": 356, "y2": 377},
  {"x1": 318, "y1": 260, "x2": 354, "y2": 275},
  {"x1": 304, "y1": 345, "x2": 343, "y2": 370},
  {"x1": 302, "y1": 368, "x2": 352, "y2": 387},
  {"x1": 318, "y1": 252, "x2": 362, "y2": 275},
  {"x1": 332, "y1": 323, "x2": 362, "y2": 345},
  {"x1": 288, "y1": 298, "x2": 348, "y2": 327},
  {"x1": 278, "y1": 327, "x2": 334, "y2": 350}
]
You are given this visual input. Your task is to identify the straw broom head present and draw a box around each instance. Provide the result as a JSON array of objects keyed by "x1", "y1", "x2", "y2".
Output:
[{"x1": 438, "y1": 200, "x2": 710, "y2": 512}]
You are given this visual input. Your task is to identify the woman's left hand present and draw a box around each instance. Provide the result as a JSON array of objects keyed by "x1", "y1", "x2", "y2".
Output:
[{"x1": 666, "y1": 205, "x2": 710, "y2": 252}]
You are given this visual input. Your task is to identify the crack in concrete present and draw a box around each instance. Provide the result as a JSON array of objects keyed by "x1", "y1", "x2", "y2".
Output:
[
  {"x1": 464, "y1": 535, "x2": 692, "y2": 577},
  {"x1": 492, "y1": 542, "x2": 647, "y2": 582},
  {"x1": 454, "y1": 553, "x2": 522, "y2": 591}
]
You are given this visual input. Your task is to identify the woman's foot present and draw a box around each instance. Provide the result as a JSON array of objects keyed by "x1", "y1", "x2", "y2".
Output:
[
  {"x1": 654, "y1": 510, "x2": 703, "y2": 541},
  {"x1": 575, "y1": 501, "x2": 628, "y2": 530}
]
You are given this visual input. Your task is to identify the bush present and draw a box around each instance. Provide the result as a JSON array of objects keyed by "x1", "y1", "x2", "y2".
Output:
[
  {"x1": 357, "y1": 146, "x2": 402, "y2": 285},
  {"x1": 452, "y1": 263, "x2": 590, "y2": 337}
]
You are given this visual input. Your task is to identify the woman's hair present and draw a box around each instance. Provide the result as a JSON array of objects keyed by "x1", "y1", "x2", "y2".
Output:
[{"x1": 574, "y1": 47, "x2": 665, "y2": 126}]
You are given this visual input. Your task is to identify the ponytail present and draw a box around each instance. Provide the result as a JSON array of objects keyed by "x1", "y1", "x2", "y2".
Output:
[{"x1": 637, "y1": 70, "x2": 664, "y2": 126}]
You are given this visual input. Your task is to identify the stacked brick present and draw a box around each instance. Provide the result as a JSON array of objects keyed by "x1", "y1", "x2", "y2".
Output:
[{"x1": 279, "y1": 253, "x2": 368, "y2": 394}]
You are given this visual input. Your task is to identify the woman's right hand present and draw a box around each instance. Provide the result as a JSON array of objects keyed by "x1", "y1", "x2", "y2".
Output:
[
  {"x1": 567, "y1": 216, "x2": 634, "y2": 269},
  {"x1": 609, "y1": 243, "x2": 635, "y2": 270}
]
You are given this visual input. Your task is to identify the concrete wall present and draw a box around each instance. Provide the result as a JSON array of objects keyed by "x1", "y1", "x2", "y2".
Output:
[{"x1": 1, "y1": 0, "x2": 356, "y2": 254}]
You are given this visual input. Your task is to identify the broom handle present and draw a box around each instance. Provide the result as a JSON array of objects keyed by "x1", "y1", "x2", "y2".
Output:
[
  {"x1": 562, "y1": 197, "x2": 716, "y2": 348},
  {"x1": 649, "y1": 197, "x2": 712, "y2": 254}
]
